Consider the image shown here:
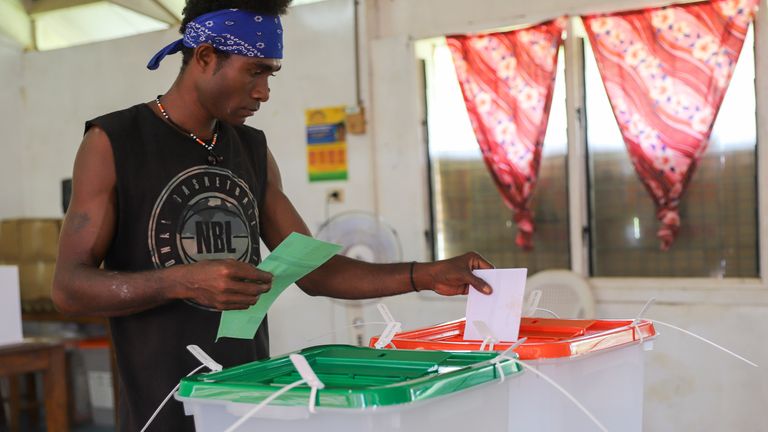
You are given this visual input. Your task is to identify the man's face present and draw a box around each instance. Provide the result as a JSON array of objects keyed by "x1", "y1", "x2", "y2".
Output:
[{"x1": 198, "y1": 55, "x2": 282, "y2": 125}]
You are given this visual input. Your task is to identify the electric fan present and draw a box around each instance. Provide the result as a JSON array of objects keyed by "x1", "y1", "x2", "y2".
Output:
[{"x1": 315, "y1": 211, "x2": 402, "y2": 263}]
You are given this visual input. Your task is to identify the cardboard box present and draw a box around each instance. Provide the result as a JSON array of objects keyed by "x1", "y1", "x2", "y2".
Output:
[
  {"x1": 19, "y1": 262, "x2": 56, "y2": 302},
  {"x1": 0, "y1": 219, "x2": 20, "y2": 261},
  {"x1": 0, "y1": 265, "x2": 23, "y2": 347},
  {"x1": 19, "y1": 219, "x2": 61, "y2": 261}
]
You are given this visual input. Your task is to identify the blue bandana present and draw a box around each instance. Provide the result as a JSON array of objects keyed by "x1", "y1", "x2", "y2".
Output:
[{"x1": 147, "y1": 9, "x2": 283, "y2": 70}]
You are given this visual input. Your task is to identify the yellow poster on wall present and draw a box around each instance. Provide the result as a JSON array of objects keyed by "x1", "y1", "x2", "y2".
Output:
[{"x1": 306, "y1": 106, "x2": 348, "y2": 182}]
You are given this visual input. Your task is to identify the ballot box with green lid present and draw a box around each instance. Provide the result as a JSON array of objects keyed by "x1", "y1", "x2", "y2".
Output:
[
  {"x1": 176, "y1": 344, "x2": 522, "y2": 432},
  {"x1": 370, "y1": 317, "x2": 657, "y2": 432}
]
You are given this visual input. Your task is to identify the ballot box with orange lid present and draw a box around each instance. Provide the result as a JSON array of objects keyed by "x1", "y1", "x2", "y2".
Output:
[{"x1": 371, "y1": 317, "x2": 657, "y2": 432}]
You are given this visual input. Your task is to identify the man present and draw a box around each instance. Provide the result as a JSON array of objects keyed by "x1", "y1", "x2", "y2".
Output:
[{"x1": 52, "y1": 0, "x2": 494, "y2": 430}]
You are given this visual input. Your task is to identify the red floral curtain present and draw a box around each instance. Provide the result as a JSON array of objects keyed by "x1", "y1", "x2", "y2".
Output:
[
  {"x1": 583, "y1": 0, "x2": 758, "y2": 250},
  {"x1": 447, "y1": 19, "x2": 565, "y2": 250}
]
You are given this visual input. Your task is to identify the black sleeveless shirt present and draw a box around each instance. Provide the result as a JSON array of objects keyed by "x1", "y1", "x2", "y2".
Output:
[{"x1": 86, "y1": 103, "x2": 270, "y2": 431}]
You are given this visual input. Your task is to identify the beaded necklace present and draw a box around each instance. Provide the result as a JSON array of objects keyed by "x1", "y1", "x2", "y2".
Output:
[{"x1": 155, "y1": 96, "x2": 223, "y2": 165}]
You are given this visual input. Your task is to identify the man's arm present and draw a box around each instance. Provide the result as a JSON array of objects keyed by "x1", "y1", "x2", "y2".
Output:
[
  {"x1": 259, "y1": 148, "x2": 493, "y2": 299},
  {"x1": 52, "y1": 126, "x2": 273, "y2": 317}
]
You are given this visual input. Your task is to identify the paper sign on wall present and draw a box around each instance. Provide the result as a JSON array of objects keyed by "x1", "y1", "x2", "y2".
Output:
[
  {"x1": 306, "y1": 106, "x2": 348, "y2": 182},
  {"x1": 463, "y1": 268, "x2": 527, "y2": 342}
]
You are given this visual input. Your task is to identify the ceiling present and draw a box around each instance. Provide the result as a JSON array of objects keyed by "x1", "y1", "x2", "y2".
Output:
[{"x1": 0, "y1": 0, "x2": 324, "y2": 51}]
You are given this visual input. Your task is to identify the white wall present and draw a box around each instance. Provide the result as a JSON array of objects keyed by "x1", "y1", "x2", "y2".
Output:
[
  {"x1": 366, "y1": 0, "x2": 768, "y2": 430},
  {"x1": 0, "y1": 35, "x2": 24, "y2": 219},
  {"x1": 21, "y1": 28, "x2": 179, "y2": 217}
]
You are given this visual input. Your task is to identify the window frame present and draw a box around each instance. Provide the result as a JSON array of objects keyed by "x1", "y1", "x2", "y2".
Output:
[
  {"x1": 420, "y1": 14, "x2": 768, "y2": 304},
  {"x1": 562, "y1": 16, "x2": 768, "y2": 303}
]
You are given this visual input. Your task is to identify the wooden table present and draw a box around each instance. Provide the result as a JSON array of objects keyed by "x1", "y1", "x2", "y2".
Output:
[
  {"x1": 22, "y1": 312, "x2": 119, "y2": 426},
  {"x1": 0, "y1": 339, "x2": 69, "y2": 432}
]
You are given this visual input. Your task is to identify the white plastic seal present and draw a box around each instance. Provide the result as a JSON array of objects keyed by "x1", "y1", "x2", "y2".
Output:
[
  {"x1": 140, "y1": 345, "x2": 220, "y2": 432},
  {"x1": 472, "y1": 319, "x2": 499, "y2": 351},
  {"x1": 490, "y1": 337, "x2": 608, "y2": 432},
  {"x1": 373, "y1": 303, "x2": 402, "y2": 349}
]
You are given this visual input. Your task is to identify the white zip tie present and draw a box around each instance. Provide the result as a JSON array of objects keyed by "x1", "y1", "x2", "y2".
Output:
[
  {"x1": 374, "y1": 303, "x2": 402, "y2": 349},
  {"x1": 289, "y1": 354, "x2": 325, "y2": 413},
  {"x1": 472, "y1": 320, "x2": 498, "y2": 351},
  {"x1": 186, "y1": 344, "x2": 223, "y2": 372},
  {"x1": 140, "y1": 344, "x2": 225, "y2": 432},
  {"x1": 631, "y1": 298, "x2": 657, "y2": 343},
  {"x1": 140, "y1": 364, "x2": 205, "y2": 432},
  {"x1": 632, "y1": 298, "x2": 656, "y2": 325},
  {"x1": 479, "y1": 336, "x2": 496, "y2": 351},
  {"x1": 650, "y1": 319, "x2": 759, "y2": 368},
  {"x1": 525, "y1": 290, "x2": 543, "y2": 315},
  {"x1": 488, "y1": 337, "x2": 607, "y2": 430},
  {"x1": 374, "y1": 322, "x2": 401, "y2": 349},
  {"x1": 513, "y1": 359, "x2": 609, "y2": 432},
  {"x1": 224, "y1": 354, "x2": 326, "y2": 432},
  {"x1": 534, "y1": 308, "x2": 560, "y2": 318},
  {"x1": 377, "y1": 303, "x2": 397, "y2": 324},
  {"x1": 630, "y1": 298, "x2": 757, "y2": 367},
  {"x1": 490, "y1": 338, "x2": 527, "y2": 383},
  {"x1": 309, "y1": 385, "x2": 320, "y2": 413},
  {"x1": 140, "y1": 363, "x2": 206, "y2": 432},
  {"x1": 480, "y1": 338, "x2": 496, "y2": 352},
  {"x1": 223, "y1": 379, "x2": 307, "y2": 432}
]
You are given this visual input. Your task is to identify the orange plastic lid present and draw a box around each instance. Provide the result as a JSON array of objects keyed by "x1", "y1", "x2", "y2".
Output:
[{"x1": 369, "y1": 317, "x2": 656, "y2": 360}]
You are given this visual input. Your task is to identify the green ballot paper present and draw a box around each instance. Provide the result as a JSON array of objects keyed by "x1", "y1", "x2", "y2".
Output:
[{"x1": 216, "y1": 232, "x2": 342, "y2": 340}]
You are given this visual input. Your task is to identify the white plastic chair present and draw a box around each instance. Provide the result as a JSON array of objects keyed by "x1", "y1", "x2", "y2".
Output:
[{"x1": 525, "y1": 270, "x2": 596, "y2": 319}]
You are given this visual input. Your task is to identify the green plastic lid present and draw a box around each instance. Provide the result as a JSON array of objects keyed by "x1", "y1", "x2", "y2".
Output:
[{"x1": 177, "y1": 344, "x2": 521, "y2": 409}]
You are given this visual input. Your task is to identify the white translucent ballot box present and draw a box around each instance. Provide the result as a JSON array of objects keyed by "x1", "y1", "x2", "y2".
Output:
[
  {"x1": 371, "y1": 317, "x2": 657, "y2": 432},
  {"x1": 176, "y1": 344, "x2": 523, "y2": 432}
]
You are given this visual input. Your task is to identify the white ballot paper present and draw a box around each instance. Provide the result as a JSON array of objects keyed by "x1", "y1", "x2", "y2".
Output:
[{"x1": 463, "y1": 268, "x2": 527, "y2": 342}]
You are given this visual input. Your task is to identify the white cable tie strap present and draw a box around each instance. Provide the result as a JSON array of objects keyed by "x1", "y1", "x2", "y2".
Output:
[
  {"x1": 631, "y1": 298, "x2": 656, "y2": 344},
  {"x1": 524, "y1": 290, "x2": 543, "y2": 316},
  {"x1": 186, "y1": 344, "x2": 223, "y2": 372},
  {"x1": 535, "y1": 308, "x2": 560, "y2": 318},
  {"x1": 289, "y1": 354, "x2": 324, "y2": 389},
  {"x1": 490, "y1": 338, "x2": 527, "y2": 383},
  {"x1": 223, "y1": 379, "x2": 306, "y2": 432},
  {"x1": 493, "y1": 360, "x2": 505, "y2": 383},
  {"x1": 377, "y1": 303, "x2": 397, "y2": 325},
  {"x1": 374, "y1": 322, "x2": 401, "y2": 349},
  {"x1": 650, "y1": 319, "x2": 759, "y2": 368},
  {"x1": 513, "y1": 359, "x2": 609, "y2": 432},
  {"x1": 374, "y1": 304, "x2": 402, "y2": 349},
  {"x1": 141, "y1": 345, "x2": 225, "y2": 431},
  {"x1": 224, "y1": 354, "x2": 326, "y2": 432},
  {"x1": 289, "y1": 354, "x2": 326, "y2": 413},
  {"x1": 479, "y1": 336, "x2": 494, "y2": 352},
  {"x1": 140, "y1": 364, "x2": 206, "y2": 432},
  {"x1": 309, "y1": 386, "x2": 320, "y2": 413},
  {"x1": 472, "y1": 320, "x2": 498, "y2": 352}
]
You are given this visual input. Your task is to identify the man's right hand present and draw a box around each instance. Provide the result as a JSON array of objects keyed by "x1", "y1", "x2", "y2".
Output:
[{"x1": 172, "y1": 260, "x2": 273, "y2": 311}]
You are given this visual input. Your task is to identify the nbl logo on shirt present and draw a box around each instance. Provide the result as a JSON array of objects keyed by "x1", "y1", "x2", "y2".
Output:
[{"x1": 148, "y1": 166, "x2": 260, "y2": 270}]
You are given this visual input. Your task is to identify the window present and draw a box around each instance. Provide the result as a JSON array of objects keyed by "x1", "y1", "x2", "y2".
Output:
[
  {"x1": 420, "y1": 20, "x2": 759, "y2": 278},
  {"x1": 421, "y1": 40, "x2": 570, "y2": 272},
  {"x1": 585, "y1": 28, "x2": 758, "y2": 277}
]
